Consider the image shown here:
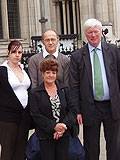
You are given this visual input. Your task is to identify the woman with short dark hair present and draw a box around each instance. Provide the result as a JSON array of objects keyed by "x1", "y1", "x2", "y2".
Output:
[{"x1": 29, "y1": 58, "x2": 76, "y2": 160}]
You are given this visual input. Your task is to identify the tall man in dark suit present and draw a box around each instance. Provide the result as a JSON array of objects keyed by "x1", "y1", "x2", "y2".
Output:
[
  {"x1": 69, "y1": 18, "x2": 120, "y2": 160},
  {"x1": 28, "y1": 29, "x2": 70, "y2": 88}
]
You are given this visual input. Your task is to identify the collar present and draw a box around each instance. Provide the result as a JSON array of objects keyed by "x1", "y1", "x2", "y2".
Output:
[
  {"x1": 88, "y1": 42, "x2": 102, "y2": 53},
  {"x1": 42, "y1": 44, "x2": 59, "y2": 58},
  {"x1": 1, "y1": 60, "x2": 24, "y2": 70}
]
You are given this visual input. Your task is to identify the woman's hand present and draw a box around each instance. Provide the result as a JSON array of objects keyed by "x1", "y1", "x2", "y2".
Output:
[
  {"x1": 54, "y1": 123, "x2": 67, "y2": 132},
  {"x1": 53, "y1": 131, "x2": 63, "y2": 140},
  {"x1": 53, "y1": 123, "x2": 67, "y2": 140}
]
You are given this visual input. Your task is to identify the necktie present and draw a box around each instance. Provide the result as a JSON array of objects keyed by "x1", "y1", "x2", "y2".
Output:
[
  {"x1": 93, "y1": 48, "x2": 104, "y2": 100},
  {"x1": 45, "y1": 54, "x2": 56, "y2": 59}
]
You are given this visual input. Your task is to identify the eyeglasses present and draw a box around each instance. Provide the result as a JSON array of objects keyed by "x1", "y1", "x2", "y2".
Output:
[{"x1": 44, "y1": 38, "x2": 58, "y2": 43}]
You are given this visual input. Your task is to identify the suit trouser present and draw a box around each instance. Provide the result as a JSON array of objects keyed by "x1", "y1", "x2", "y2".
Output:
[
  {"x1": 39, "y1": 136, "x2": 69, "y2": 160},
  {"x1": 83, "y1": 101, "x2": 120, "y2": 160}
]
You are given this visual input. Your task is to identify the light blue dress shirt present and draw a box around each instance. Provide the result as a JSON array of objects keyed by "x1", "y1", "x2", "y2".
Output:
[{"x1": 88, "y1": 43, "x2": 110, "y2": 101}]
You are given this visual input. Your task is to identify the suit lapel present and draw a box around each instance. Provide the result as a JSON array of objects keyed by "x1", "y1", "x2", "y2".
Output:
[
  {"x1": 82, "y1": 45, "x2": 93, "y2": 87},
  {"x1": 82, "y1": 43, "x2": 113, "y2": 88},
  {"x1": 101, "y1": 42, "x2": 113, "y2": 82}
]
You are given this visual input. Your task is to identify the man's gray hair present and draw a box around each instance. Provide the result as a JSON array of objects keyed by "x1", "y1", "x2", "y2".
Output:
[{"x1": 83, "y1": 18, "x2": 102, "y2": 32}]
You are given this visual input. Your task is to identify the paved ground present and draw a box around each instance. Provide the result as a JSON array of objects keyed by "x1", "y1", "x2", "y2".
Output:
[{"x1": 79, "y1": 124, "x2": 106, "y2": 160}]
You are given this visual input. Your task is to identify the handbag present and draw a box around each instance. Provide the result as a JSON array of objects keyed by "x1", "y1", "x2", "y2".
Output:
[
  {"x1": 26, "y1": 132, "x2": 41, "y2": 160},
  {"x1": 26, "y1": 132, "x2": 85, "y2": 160},
  {"x1": 69, "y1": 136, "x2": 85, "y2": 160}
]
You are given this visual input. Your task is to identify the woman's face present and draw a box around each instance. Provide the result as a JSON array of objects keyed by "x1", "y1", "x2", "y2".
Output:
[
  {"x1": 42, "y1": 70, "x2": 57, "y2": 84},
  {"x1": 8, "y1": 46, "x2": 23, "y2": 64}
]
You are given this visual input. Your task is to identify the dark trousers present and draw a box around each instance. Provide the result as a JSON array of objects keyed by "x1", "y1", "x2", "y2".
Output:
[
  {"x1": 39, "y1": 136, "x2": 69, "y2": 160},
  {"x1": 0, "y1": 121, "x2": 18, "y2": 160},
  {"x1": 0, "y1": 112, "x2": 30, "y2": 160},
  {"x1": 12, "y1": 117, "x2": 30, "y2": 160},
  {"x1": 83, "y1": 101, "x2": 120, "y2": 160}
]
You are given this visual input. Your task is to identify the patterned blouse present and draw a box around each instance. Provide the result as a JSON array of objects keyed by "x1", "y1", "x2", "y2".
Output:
[{"x1": 50, "y1": 94, "x2": 61, "y2": 122}]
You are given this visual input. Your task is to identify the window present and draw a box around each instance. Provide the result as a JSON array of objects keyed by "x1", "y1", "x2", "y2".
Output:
[
  {"x1": 7, "y1": 0, "x2": 20, "y2": 38},
  {"x1": 54, "y1": 0, "x2": 81, "y2": 35}
]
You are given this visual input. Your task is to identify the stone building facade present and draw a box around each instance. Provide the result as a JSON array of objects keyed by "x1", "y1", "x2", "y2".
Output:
[{"x1": 0, "y1": 0, "x2": 120, "y2": 62}]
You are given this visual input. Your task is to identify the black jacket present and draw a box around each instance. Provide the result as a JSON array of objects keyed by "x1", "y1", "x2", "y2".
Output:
[
  {"x1": 70, "y1": 42, "x2": 120, "y2": 126},
  {"x1": 29, "y1": 82, "x2": 77, "y2": 139},
  {"x1": 0, "y1": 66, "x2": 31, "y2": 124}
]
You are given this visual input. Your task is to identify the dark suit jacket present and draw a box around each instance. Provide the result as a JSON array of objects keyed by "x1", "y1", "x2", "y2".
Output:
[
  {"x1": 70, "y1": 42, "x2": 120, "y2": 126},
  {"x1": 28, "y1": 52, "x2": 70, "y2": 88},
  {"x1": 29, "y1": 82, "x2": 77, "y2": 139},
  {"x1": 0, "y1": 66, "x2": 31, "y2": 125}
]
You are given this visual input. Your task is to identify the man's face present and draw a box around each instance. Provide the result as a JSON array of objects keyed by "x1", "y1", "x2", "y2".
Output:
[
  {"x1": 42, "y1": 30, "x2": 59, "y2": 54},
  {"x1": 85, "y1": 26, "x2": 102, "y2": 47}
]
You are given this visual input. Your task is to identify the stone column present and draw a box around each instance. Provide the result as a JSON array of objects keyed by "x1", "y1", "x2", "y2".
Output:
[
  {"x1": 107, "y1": 0, "x2": 116, "y2": 37},
  {"x1": 107, "y1": 0, "x2": 113, "y2": 23},
  {"x1": 62, "y1": 1, "x2": 67, "y2": 34},
  {"x1": 39, "y1": 0, "x2": 50, "y2": 33},
  {"x1": 18, "y1": 0, "x2": 29, "y2": 39},
  {"x1": 27, "y1": 0, "x2": 36, "y2": 38},
  {"x1": 79, "y1": 0, "x2": 94, "y2": 40},
  {"x1": 39, "y1": 0, "x2": 46, "y2": 33},
  {"x1": 95, "y1": 0, "x2": 109, "y2": 22},
  {"x1": 72, "y1": 0, "x2": 77, "y2": 34},
  {"x1": 27, "y1": 0, "x2": 42, "y2": 39},
  {"x1": 66, "y1": 1, "x2": 70, "y2": 34},
  {"x1": 112, "y1": 0, "x2": 120, "y2": 38},
  {"x1": 51, "y1": 2, "x2": 61, "y2": 34},
  {"x1": 1, "y1": 0, "x2": 9, "y2": 39},
  {"x1": 76, "y1": 0, "x2": 81, "y2": 36},
  {"x1": 44, "y1": 0, "x2": 51, "y2": 30},
  {"x1": 33, "y1": 0, "x2": 41, "y2": 35},
  {"x1": 79, "y1": 0, "x2": 94, "y2": 22}
]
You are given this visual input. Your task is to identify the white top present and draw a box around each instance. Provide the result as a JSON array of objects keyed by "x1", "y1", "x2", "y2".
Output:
[
  {"x1": 1, "y1": 60, "x2": 31, "y2": 108},
  {"x1": 42, "y1": 44, "x2": 59, "y2": 58}
]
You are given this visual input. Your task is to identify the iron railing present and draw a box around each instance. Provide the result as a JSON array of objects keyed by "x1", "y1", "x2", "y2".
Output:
[{"x1": 22, "y1": 34, "x2": 79, "y2": 71}]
